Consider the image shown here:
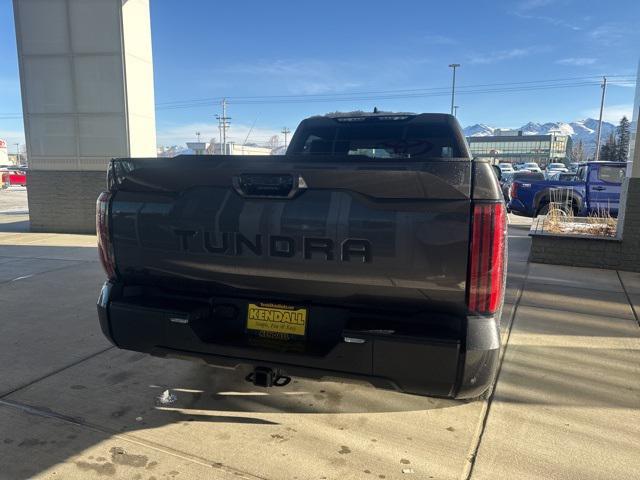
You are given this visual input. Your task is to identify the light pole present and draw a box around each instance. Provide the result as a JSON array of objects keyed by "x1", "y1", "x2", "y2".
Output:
[
  {"x1": 594, "y1": 76, "x2": 607, "y2": 162},
  {"x1": 449, "y1": 64, "x2": 460, "y2": 116},
  {"x1": 14, "y1": 143, "x2": 20, "y2": 165},
  {"x1": 453, "y1": 105, "x2": 459, "y2": 118}
]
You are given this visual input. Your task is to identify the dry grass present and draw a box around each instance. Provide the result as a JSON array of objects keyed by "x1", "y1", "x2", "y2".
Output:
[{"x1": 543, "y1": 188, "x2": 617, "y2": 237}]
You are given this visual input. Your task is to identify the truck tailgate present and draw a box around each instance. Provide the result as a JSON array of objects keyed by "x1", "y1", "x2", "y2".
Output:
[{"x1": 109, "y1": 156, "x2": 472, "y2": 313}]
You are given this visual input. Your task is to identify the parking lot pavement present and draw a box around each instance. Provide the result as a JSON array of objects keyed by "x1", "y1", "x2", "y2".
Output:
[
  {"x1": 507, "y1": 213, "x2": 533, "y2": 229},
  {"x1": 1, "y1": 204, "x2": 638, "y2": 479},
  {"x1": 0, "y1": 187, "x2": 29, "y2": 233}
]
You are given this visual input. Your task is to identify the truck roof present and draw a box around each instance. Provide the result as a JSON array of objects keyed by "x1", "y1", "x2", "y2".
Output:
[{"x1": 307, "y1": 112, "x2": 456, "y2": 124}]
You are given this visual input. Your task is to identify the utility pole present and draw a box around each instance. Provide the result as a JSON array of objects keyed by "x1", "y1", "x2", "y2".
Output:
[
  {"x1": 449, "y1": 64, "x2": 460, "y2": 115},
  {"x1": 14, "y1": 143, "x2": 20, "y2": 164},
  {"x1": 222, "y1": 99, "x2": 227, "y2": 150},
  {"x1": 453, "y1": 106, "x2": 459, "y2": 118},
  {"x1": 196, "y1": 132, "x2": 201, "y2": 142},
  {"x1": 215, "y1": 98, "x2": 231, "y2": 154},
  {"x1": 281, "y1": 127, "x2": 291, "y2": 149},
  {"x1": 594, "y1": 76, "x2": 607, "y2": 162}
]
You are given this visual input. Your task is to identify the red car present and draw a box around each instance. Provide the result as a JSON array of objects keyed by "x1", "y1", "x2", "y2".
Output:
[{"x1": 1, "y1": 170, "x2": 27, "y2": 187}]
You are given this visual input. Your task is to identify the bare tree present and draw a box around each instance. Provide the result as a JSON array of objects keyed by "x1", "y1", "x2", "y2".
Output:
[{"x1": 267, "y1": 135, "x2": 280, "y2": 149}]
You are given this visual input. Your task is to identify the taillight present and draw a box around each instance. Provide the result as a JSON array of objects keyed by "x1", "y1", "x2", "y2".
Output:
[
  {"x1": 96, "y1": 192, "x2": 117, "y2": 280},
  {"x1": 509, "y1": 182, "x2": 518, "y2": 199},
  {"x1": 467, "y1": 202, "x2": 506, "y2": 315}
]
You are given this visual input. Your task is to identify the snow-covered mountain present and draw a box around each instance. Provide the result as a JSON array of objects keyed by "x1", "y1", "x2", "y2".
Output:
[
  {"x1": 462, "y1": 123, "x2": 495, "y2": 137},
  {"x1": 157, "y1": 145, "x2": 190, "y2": 157},
  {"x1": 463, "y1": 118, "x2": 616, "y2": 155}
]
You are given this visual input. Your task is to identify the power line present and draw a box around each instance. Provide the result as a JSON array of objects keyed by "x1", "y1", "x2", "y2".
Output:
[
  {"x1": 155, "y1": 80, "x2": 635, "y2": 110},
  {"x1": 0, "y1": 74, "x2": 635, "y2": 117},
  {"x1": 154, "y1": 74, "x2": 635, "y2": 107}
]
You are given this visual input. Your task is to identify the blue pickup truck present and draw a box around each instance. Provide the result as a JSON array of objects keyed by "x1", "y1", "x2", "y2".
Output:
[{"x1": 508, "y1": 161, "x2": 627, "y2": 217}]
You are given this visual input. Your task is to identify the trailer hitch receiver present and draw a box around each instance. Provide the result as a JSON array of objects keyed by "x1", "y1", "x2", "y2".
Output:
[{"x1": 246, "y1": 367, "x2": 291, "y2": 387}]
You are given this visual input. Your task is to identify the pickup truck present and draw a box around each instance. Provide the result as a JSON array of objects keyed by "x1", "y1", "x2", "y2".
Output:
[
  {"x1": 508, "y1": 161, "x2": 627, "y2": 217},
  {"x1": 96, "y1": 112, "x2": 507, "y2": 399}
]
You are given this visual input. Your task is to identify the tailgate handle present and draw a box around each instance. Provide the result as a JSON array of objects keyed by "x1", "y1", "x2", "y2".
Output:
[{"x1": 232, "y1": 173, "x2": 307, "y2": 199}]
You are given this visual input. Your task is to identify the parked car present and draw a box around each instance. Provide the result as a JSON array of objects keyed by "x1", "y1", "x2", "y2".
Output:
[
  {"x1": 0, "y1": 169, "x2": 27, "y2": 187},
  {"x1": 96, "y1": 112, "x2": 507, "y2": 399},
  {"x1": 544, "y1": 163, "x2": 568, "y2": 179},
  {"x1": 546, "y1": 162, "x2": 567, "y2": 171},
  {"x1": 508, "y1": 161, "x2": 626, "y2": 217},
  {"x1": 498, "y1": 163, "x2": 514, "y2": 173},
  {"x1": 546, "y1": 171, "x2": 574, "y2": 181},
  {"x1": 521, "y1": 162, "x2": 542, "y2": 173}
]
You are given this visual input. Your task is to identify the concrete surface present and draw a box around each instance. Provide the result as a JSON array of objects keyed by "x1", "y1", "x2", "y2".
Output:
[
  {"x1": 471, "y1": 264, "x2": 640, "y2": 479},
  {"x1": 1, "y1": 191, "x2": 638, "y2": 480}
]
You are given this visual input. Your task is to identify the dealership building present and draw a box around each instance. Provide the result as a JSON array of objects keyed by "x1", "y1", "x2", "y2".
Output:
[{"x1": 467, "y1": 130, "x2": 572, "y2": 167}]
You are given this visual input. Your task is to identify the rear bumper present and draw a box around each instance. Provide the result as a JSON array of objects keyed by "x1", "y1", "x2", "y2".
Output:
[{"x1": 97, "y1": 282, "x2": 500, "y2": 399}]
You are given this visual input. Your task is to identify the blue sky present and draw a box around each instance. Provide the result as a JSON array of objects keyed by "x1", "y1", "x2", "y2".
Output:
[{"x1": 1, "y1": 0, "x2": 638, "y2": 147}]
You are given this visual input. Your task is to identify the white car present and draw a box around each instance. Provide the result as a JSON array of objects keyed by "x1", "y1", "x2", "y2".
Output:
[
  {"x1": 522, "y1": 162, "x2": 542, "y2": 173},
  {"x1": 547, "y1": 162, "x2": 567, "y2": 171},
  {"x1": 545, "y1": 162, "x2": 568, "y2": 178},
  {"x1": 498, "y1": 163, "x2": 514, "y2": 173}
]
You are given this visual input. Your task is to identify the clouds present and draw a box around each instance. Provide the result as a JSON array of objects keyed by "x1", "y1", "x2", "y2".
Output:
[
  {"x1": 0, "y1": 129, "x2": 25, "y2": 146},
  {"x1": 469, "y1": 48, "x2": 537, "y2": 65},
  {"x1": 156, "y1": 122, "x2": 283, "y2": 147},
  {"x1": 556, "y1": 57, "x2": 598, "y2": 66},
  {"x1": 589, "y1": 22, "x2": 632, "y2": 47},
  {"x1": 421, "y1": 34, "x2": 457, "y2": 45},
  {"x1": 511, "y1": 0, "x2": 581, "y2": 31},
  {"x1": 583, "y1": 103, "x2": 633, "y2": 124},
  {"x1": 218, "y1": 56, "x2": 434, "y2": 96},
  {"x1": 515, "y1": 0, "x2": 556, "y2": 12},
  {"x1": 221, "y1": 60, "x2": 364, "y2": 96}
]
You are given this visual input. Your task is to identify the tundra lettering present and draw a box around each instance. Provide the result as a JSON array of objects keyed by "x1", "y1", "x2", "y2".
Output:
[{"x1": 175, "y1": 229, "x2": 372, "y2": 262}]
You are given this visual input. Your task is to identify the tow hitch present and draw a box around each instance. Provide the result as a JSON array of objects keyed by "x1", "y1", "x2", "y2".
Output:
[{"x1": 246, "y1": 367, "x2": 291, "y2": 387}]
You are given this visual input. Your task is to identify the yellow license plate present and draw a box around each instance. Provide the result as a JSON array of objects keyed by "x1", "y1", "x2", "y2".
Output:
[{"x1": 247, "y1": 302, "x2": 307, "y2": 337}]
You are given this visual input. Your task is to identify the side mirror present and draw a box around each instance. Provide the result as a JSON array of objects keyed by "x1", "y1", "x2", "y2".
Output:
[{"x1": 492, "y1": 165, "x2": 502, "y2": 181}]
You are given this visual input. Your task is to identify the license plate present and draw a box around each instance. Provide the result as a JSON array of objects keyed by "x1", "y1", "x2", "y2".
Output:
[{"x1": 246, "y1": 302, "x2": 307, "y2": 337}]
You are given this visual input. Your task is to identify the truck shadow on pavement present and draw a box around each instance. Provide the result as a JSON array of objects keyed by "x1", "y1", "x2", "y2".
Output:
[{"x1": 0, "y1": 348, "x2": 466, "y2": 480}]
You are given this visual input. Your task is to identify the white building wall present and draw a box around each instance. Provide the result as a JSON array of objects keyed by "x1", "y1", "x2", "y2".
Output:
[
  {"x1": 13, "y1": 0, "x2": 156, "y2": 171},
  {"x1": 122, "y1": 0, "x2": 156, "y2": 157},
  {"x1": 12, "y1": 0, "x2": 156, "y2": 232}
]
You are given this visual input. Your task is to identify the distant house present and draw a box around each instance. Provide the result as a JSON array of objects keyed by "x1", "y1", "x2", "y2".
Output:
[{"x1": 0, "y1": 139, "x2": 7, "y2": 165}]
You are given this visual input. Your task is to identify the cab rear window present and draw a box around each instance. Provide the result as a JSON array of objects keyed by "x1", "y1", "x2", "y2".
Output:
[
  {"x1": 597, "y1": 166, "x2": 626, "y2": 184},
  {"x1": 290, "y1": 121, "x2": 465, "y2": 159}
]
